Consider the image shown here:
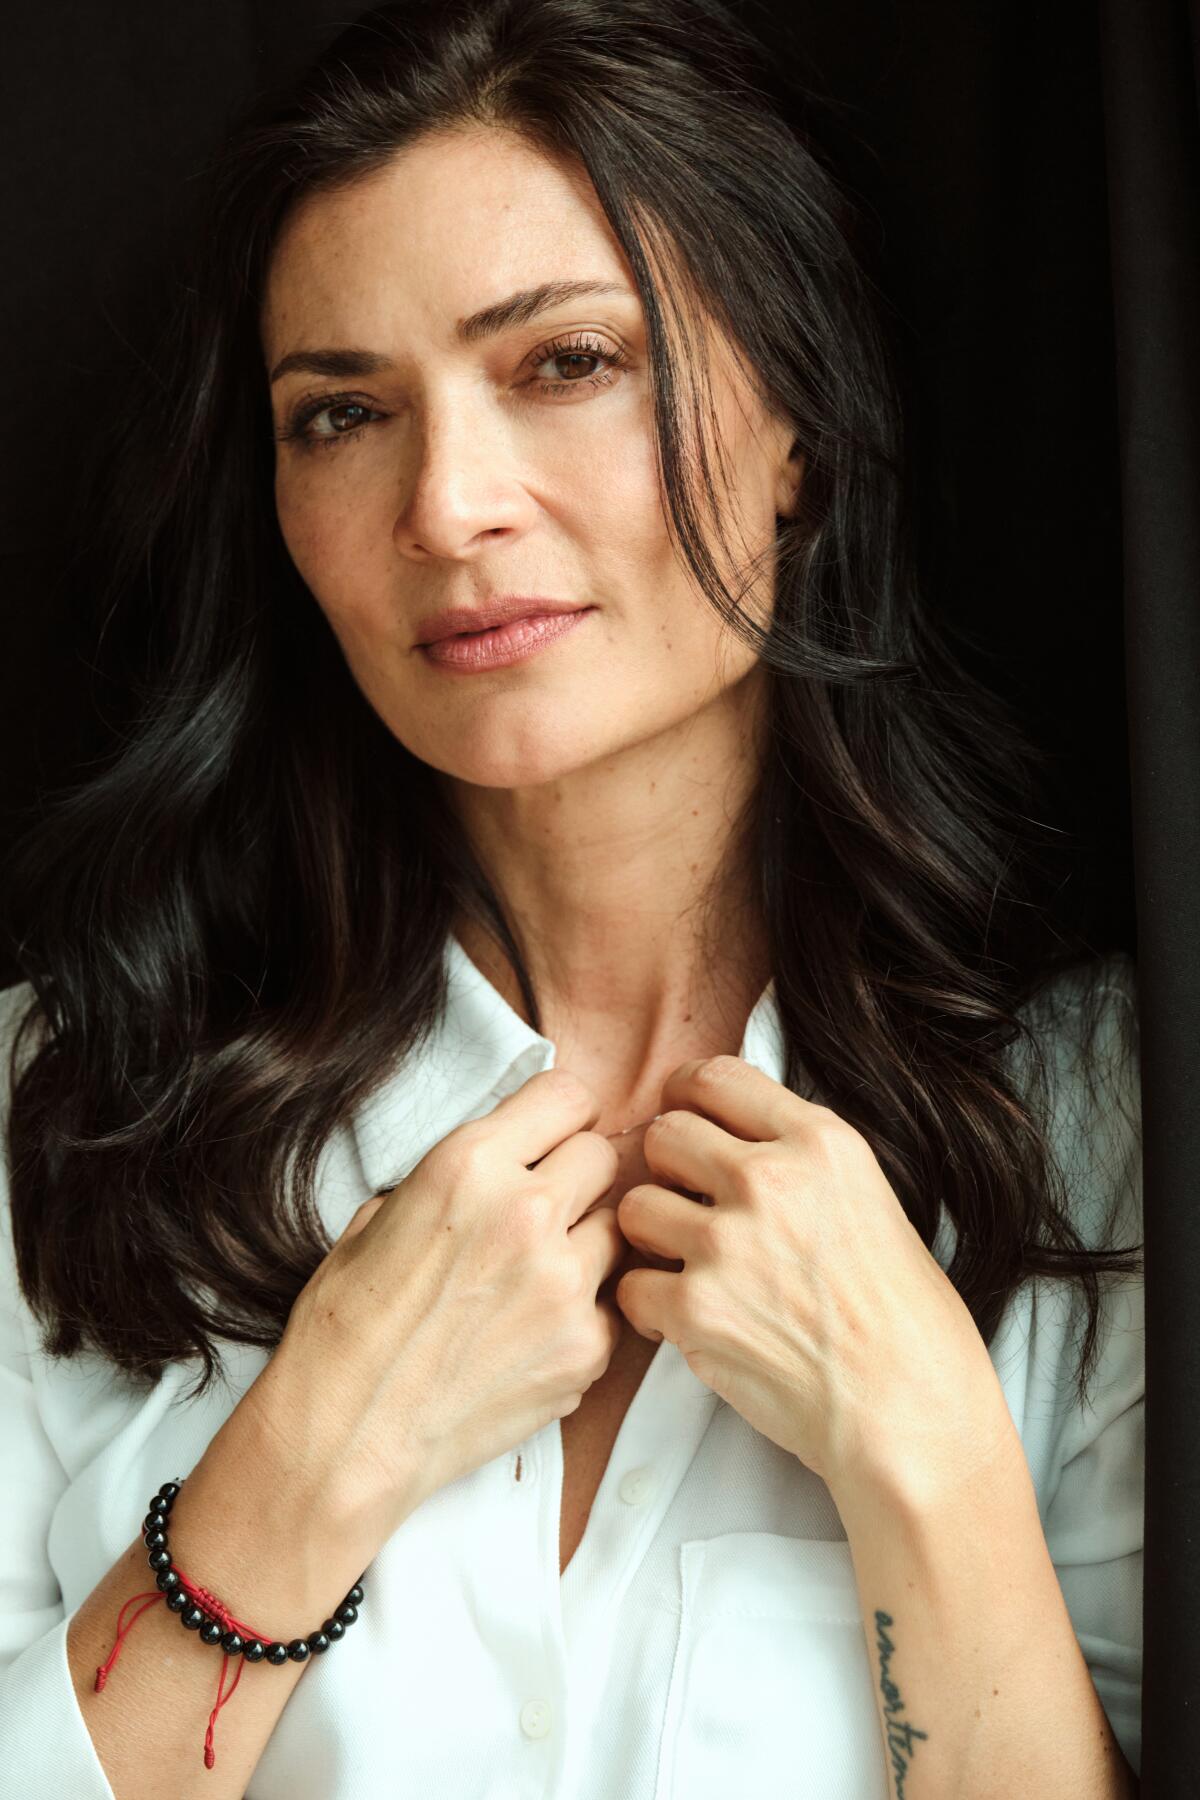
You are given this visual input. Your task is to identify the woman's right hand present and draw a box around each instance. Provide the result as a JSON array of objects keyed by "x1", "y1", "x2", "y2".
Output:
[
  {"x1": 255, "y1": 1068, "x2": 627, "y2": 1553},
  {"x1": 64, "y1": 1065, "x2": 626, "y2": 1800}
]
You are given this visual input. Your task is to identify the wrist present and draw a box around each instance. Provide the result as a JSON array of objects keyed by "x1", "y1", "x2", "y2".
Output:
[
  {"x1": 242, "y1": 1340, "x2": 429, "y2": 1551},
  {"x1": 170, "y1": 1364, "x2": 372, "y2": 1634},
  {"x1": 828, "y1": 1405, "x2": 1028, "y2": 1536}
]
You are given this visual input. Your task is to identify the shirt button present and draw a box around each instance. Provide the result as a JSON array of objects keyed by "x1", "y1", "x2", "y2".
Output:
[
  {"x1": 618, "y1": 1466, "x2": 658, "y2": 1505},
  {"x1": 519, "y1": 1698, "x2": 553, "y2": 1739}
]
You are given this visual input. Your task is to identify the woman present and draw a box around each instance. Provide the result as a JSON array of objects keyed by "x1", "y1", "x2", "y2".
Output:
[{"x1": 0, "y1": 0, "x2": 1143, "y2": 1794}]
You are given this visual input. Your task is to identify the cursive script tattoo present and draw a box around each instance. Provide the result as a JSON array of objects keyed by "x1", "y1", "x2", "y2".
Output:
[{"x1": 873, "y1": 1609, "x2": 929, "y2": 1797}]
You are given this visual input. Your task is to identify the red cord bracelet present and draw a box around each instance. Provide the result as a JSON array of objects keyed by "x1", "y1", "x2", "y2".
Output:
[{"x1": 95, "y1": 1478, "x2": 365, "y2": 1771}]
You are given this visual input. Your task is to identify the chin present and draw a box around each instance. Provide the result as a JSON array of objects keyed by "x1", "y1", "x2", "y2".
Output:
[{"x1": 400, "y1": 725, "x2": 624, "y2": 791}]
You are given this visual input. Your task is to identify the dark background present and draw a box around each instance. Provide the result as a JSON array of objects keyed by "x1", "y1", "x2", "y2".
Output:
[
  {"x1": 0, "y1": 0, "x2": 1134, "y2": 976},
  {"x1": 2, "y1": 2, "x2": 1196, "y2": 1789}
]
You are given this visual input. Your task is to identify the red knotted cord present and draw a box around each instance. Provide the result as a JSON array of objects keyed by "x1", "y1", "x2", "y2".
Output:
[{"x1": 96, "y1": 1559, "x2": 277, "y2": 1770}]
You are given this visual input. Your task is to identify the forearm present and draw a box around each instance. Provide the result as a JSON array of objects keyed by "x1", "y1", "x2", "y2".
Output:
[
  {"x1": 67, "y1": 1369, "x2": 392, "y2": 1799},
  {"x1": 829, "y1": 1426, "x2": 1138, "y2": 1800},
  {"x1": 67, "y1": 1513, "x2": 309, "y2": 1800}
]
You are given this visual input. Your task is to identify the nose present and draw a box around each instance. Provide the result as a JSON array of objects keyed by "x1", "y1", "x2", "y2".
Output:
[{"x1": 392, "y1": 386, "x2": 539, "y2": 562}]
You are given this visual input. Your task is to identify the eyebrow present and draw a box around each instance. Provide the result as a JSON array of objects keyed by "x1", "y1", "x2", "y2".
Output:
[{"x1": 268, "y1": 279, "x2": 632, "y2": 386}]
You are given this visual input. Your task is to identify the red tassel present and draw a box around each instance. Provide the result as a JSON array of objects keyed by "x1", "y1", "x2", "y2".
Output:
[
  {"x1": 98, "y1": 1562, "x2": 272, "y2": 1771},
  {"x1": 203, "y1": 1650, "x2": 246, "y2": 1768},
  {"x1": 94, "y1": 1589, "x2": 165, "y2": 1690}
]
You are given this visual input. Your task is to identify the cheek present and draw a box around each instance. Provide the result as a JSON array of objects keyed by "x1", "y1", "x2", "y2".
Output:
[
  {"x1": 276, "y1": 467, "x2": 337, "y2": 581},
  {"x1": 585, "y1": 616, "x2": 757, "y2": 767},
  {"x1": 275, "y1": 469, "x2": 388, "y2": 638},
  {"x1": 680, "y1": 621, "x2": 753, "y2": 702}
]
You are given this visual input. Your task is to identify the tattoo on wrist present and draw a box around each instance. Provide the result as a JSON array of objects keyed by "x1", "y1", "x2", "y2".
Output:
[{"x1": 872, "y1": 1609, "x2": 929, "y2": 1798}]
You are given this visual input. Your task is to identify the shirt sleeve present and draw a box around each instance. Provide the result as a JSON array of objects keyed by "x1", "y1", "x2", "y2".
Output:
[
  {"x1": 0, "y1": 982, "x2": 116, "y2": 1796},
  {"x1": 1037, "y1": 957, "x2": 1144, "y2": 1778}
]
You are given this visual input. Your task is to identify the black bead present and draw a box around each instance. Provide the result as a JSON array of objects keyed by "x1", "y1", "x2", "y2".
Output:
[
  {"x1": 323, "y1": 1618, "x2": 345, "y2": 1642},
  {"x1": 143, "y1": 1528, "x2": 167, "y2": 1552},
  {"x1": 306, "y1": 1631, "x2": 331, "y2": 1656},
  {"x1": 286, "y1": 1639, "x2": 310, "y2": 1662},
  {"x1": 220, "y1": 1630, "x2": 244, "y2": 1655},
  {"x1": 199, "y1": 1619, "x2": 225, "y2": 1645},
  {"x1": 344, "y1": 1584, "x2": 364, "y2": 1606},
  {"x1": 181, "y1": 1605, "x2": 206, "y2": 1630},
  {"x1": 242, "y1": 1639, "x2": 266, "y2": 1663},
  {"x1": 264, "y1": 1642, "x2": 289, "y2": 1665},
  {"x1": 158, "y1": 1481, "x2": 182, "y2": 1503},
  {"x1": 147, "y1": 1548, "x2": 172, "y2": 1572},
  {"x1": 155, "y1": 1569, "x2": 181, "y2": 1593},
  {"x1": 165, "y1": 1588, "x2": 189, "y2": 1613},
  {"x1": 143, "y1": 1510, "x2": 167, "y2": 1534},
  {"x1": 334, "y1": 1602, "x2": 358, "y2": 1627}
]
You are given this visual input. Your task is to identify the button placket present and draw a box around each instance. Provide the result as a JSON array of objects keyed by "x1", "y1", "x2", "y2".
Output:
[
  {"x1": 617, "y1": 1466, "x2": 659, "y2": 1506},
  {"x1": 518, "y1": 1697, "x2": 554, "y2": 1739},
  {"x1": 558, "y1": 1343, "x2": 721, "y2": 1649}
]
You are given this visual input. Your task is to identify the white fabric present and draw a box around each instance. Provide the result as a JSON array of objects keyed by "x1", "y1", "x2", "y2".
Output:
[{"x1": 0, "y1": 940, "x2": 1144, "y2": 1796}]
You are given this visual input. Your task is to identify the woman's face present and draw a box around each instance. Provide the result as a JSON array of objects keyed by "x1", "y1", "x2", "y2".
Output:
[{"x1": 262, "y1": 126, "x2": 801, "y2": 789}]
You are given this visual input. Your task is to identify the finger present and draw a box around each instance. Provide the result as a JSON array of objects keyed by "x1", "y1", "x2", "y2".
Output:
[
  {"x1": 641, "y1": 1107, "x2": 740, "y2": 1196},
  {"x1": 618, "y1": 1183, "x2": 713, "y2": 1261},
  {"x1": 661, "y1": 1054, "x2": 802, "y2": 1141},
  {"x1": 535, "y1": 1128, "x2": 621, "y2": 1227},
  {"x1": 486, "y1": 1065, "x2": 604, "y2": 1167},
  {"x1": 600, "y1": 1286, "x2": 624, "y2": 1328},
  {"x1": 569, "y1": 1199, "x2": 628, "y2": 1290},
  {"x1": 615, "y1": 1264, "x2": 675, "y2": 1344},
  {"x1": 596, "y1": 1287, "x2": 625, "y2": 1358}
]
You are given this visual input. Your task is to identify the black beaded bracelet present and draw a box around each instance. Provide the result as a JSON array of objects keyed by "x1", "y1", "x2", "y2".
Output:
[
  {"x1": 143, "y1": 1477, "x2": 367, "y2": 1665},
  {"x1": 96, "y1": 1475, "x2": 370, "y2": 1769}
]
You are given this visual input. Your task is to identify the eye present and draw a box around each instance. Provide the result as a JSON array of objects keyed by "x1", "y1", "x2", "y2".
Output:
[
  {"x1": 527, "y1": 331, "x2": 630, "y2": 399},
  {"x1": 275, "y1": 397, "x2": 384, "y2": 451}
]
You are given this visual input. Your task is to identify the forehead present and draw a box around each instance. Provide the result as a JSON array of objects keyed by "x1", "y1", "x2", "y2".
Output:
[{"x1": 260, "y1": 127, "x2": 634, "y2": 356}]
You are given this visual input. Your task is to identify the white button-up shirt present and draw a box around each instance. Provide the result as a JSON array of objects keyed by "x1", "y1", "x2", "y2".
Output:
[{"x1": 0, "y1": 940, "x2": 1144, "y2": 1795}]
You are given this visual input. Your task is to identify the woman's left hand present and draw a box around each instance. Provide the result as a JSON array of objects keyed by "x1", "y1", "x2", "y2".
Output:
[{"x1": 613, "y1": 1054, "x2": 1018, "y2": 1503}]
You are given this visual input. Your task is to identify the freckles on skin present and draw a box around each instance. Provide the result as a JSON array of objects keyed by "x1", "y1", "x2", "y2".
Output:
[{"x1": 264, "y1": 125, "x2": 800, "y2": 790}]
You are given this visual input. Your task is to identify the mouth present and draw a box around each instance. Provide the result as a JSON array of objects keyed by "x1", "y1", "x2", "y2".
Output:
[{"x1": 418, "y1": 606, "x2": 596, "y2": 672}]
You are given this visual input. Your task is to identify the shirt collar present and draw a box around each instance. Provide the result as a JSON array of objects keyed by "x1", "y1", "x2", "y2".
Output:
[
  {"x1": 349, "y1": 932, "x2": 552, "y2": 1198},
  {"x1": 350, "y1": 935, "x2": 786, "y2": 1194},
  {"x1": 348, "y1": 933, "x2": 956, "y2": 1267}
]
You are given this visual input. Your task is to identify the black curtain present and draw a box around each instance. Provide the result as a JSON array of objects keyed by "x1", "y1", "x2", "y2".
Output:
[
  {"x1": 1, "y1": 2, "x2": 1195, "y2": 1787},
  {"x1": 1100, "y1": 2, "x2": 1200, "y2": 1793}
]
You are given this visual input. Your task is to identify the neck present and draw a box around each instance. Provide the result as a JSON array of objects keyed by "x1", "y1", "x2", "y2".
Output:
[{"x1": 443, "y1": 668, "x2": 771, "y2": 1123}]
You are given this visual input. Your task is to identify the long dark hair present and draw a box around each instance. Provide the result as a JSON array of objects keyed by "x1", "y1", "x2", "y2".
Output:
[{"x1": 3, "y1": 0, "x2": 1140, "y2": 1412}]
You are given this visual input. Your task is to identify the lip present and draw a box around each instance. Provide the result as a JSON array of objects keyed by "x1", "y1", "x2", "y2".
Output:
[
  {"x1": 415, "y1": 596, "x2": 588, "y2": 645},
  {"x1": 420, "y1": 606, "x2": 594, "y2": 672}
]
